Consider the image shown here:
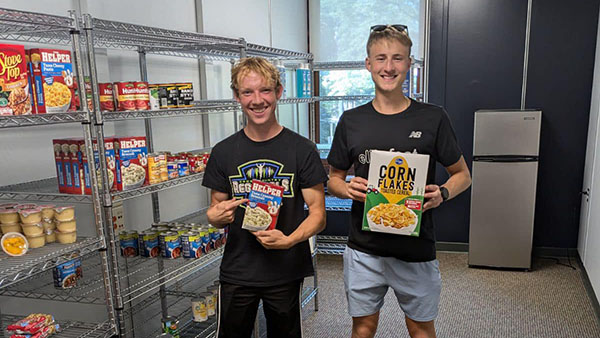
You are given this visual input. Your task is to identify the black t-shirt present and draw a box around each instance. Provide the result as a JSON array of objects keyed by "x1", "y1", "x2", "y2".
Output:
[
  {"x1": 202, "y1": 127, "x2": 328, "y2": 286},
  {"x1": 327, "y1": 100, "x2": 462, "y2": 262}
]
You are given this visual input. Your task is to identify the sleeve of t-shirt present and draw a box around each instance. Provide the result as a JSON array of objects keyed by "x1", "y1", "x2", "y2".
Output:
[
  {"x1": 202, "y1": 147, "x2": 229, "y2": 193},
  {"x1": 435, "y1": 109, "x2": 463, "y2": 167},
  {"x1": 298, "y1": 142, "x2": 329, "y2": 189},
  {"x1": 326, "y1": 114, "x2": 352, "y2": 171}
]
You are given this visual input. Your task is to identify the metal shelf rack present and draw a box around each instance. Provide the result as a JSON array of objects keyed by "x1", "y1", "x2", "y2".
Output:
[
  {"x1": 111, "y1": 172, "x2": 205, "y2": 202},
  {"x1": 0, "y1": 7, "x2": 118, "y2": 337},
  {"x1": 1, "y1": 315, "x2": 113, "y2": 338},
  {"x1": 316, "y1": 235, "x2": 348, "y2": 255}
]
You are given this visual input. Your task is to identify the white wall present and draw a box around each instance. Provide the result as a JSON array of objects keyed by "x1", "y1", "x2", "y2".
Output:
[{"x1": 0, "y1": 0, "x2": 309, "y2": 319}]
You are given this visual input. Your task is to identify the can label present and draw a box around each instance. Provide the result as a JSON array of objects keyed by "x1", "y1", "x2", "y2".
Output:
[
  {"x1": 176, "y1": 83, "x2": 193, "y2": 107},
  {"x1": 148, "y1": 153, "x2": 162, "y2": 185},
  {"x1": 181, "y1": 232, "x2": 203, "y2": 259},
  {"x1": 114, "y1": 82, "x2": 136, "y2": 111},
  {"x1": 161, "y1": 317, "x2": 180, "y2": 338},
  {"x1": 140, "y1": 231, "x2": 160, "y2": 257},
  {"x1": 119, "y1": 231, "x2": 139, "y2": 257},
  {"x1": 192, "y1": 298, "x2": 208, "y2": 322},
  {"x1": 167, "y1": 161, "x2": 179, "y2": 179},
  {"x1": 158, "y1": 84, "x2": 169, "y2": 109},
  {"x1": 53, "y1": 258, "x2": 82, "y2": 289},
  {"x1": 166, "y1": 84, "x2": 179, "y2": 108},
  {"x1": 98, "y1": 83, "x2": 115, "y2": 111},
  {"x1": 200, "y1": 231, "x2": 211, "y2": 253},
  {"x1": 159, "y1": 232, "x2": 181, "y2": 259},
  {"x1": 148, "y1": 84, "x2": 160, "y2": 110},
  {"x1": 209, "y1": 227, "x2": 219, "y2": 250},
  {"x1": 177, "y1": 160, "x2": 189, "y2": 177},
  {"x1": 134, "y1": 81, "x2": 149, "y2": 110}
]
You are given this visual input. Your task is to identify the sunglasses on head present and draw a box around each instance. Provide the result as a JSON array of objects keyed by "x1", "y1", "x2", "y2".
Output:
[{"x1": 370, "y1": 24, "x2": 409, "y2": 36}]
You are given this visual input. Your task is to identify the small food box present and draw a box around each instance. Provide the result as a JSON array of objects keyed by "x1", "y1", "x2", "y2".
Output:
[
  {"x1": 242, "y1": 180, "x2": 283, "y2": 231},
  {"x1": 28, "y1": 48, "x2": 79, "y2": 113},
  {"x1": 0, "y1": 43, "x2": 32, "y2": 115},
  {"x1": 362, "y1": 150, "x2": 429, "y2": 236},
  {"x1": 114, "y1": 136, "x2": 148, "y2": 191}
]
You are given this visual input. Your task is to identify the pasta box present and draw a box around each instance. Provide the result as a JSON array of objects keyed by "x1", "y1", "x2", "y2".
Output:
[
  {"x1": 0, "y1": 43, "x2": 32, "y2": 115},
  {"x1": 114, "y1": 136, "x2": 148, "y2": 191},
  {"x1": 242, "y1": 180, "x2": 284, "y2": 232},
  {"x1": 76, "y1": 137, "x2": 116, "y2": 195},
  {"x1": 28, "y1": 48, "x2": 80, "y2": 113},
  {"x1": 52, "y1": 139, "x2": 67, "y2": 193},
  {"x1": 362, "y1": 150, "x2": 429, "y2": 236}
]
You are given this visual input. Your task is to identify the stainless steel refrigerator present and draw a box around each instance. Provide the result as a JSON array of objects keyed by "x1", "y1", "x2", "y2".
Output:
[{"x1": 468, "y1": 110, "x2": 542, "y2": 270}]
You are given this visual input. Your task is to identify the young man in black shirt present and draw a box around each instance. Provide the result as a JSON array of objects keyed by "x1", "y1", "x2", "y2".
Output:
[
  {"x1": 202, "y1": 57, "x2": 327, "y2": 338},
  {"x1": 327, "y1": 25, "x2": 471, "y2": 338}
]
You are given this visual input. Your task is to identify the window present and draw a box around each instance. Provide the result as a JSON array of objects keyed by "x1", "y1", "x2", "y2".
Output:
[{"x1": 311, "y1": 0, "x2": 426, "y2": 145}]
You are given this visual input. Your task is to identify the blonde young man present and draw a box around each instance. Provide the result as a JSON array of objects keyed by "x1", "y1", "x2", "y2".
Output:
[
  {"x1": 202, "y1": 57, "x2": 327, "y2": 338},
  {"x1": 327, "y1": 25, "x2": 472, "y2": 338}
]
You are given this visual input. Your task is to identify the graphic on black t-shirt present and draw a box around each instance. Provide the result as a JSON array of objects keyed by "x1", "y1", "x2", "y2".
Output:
[{"x1": 230, "y1": 159, "x2": 295, "y2": 199}]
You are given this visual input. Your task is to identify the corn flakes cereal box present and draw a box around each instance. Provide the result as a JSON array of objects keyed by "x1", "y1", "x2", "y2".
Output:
[
  {"x1": 362, "y1": 150, "x2": 429, "y2": 236},
  {"x1": 242, "y1": 180, "x2": 283, "y2": 231},
  {"x1": 28, "y1": 48, "x2": 78, "y2": 113},
  {"x1": 114, "y1": 137, "x2": 148, "y2": 191},
  {"x1": 0, "y1": 44, "x2": 32, "y2": 115}
]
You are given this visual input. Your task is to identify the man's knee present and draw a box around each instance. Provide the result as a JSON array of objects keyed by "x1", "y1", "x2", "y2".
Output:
[
  {"x1": 405, "y1": 317, "x2": 436, "y2": 338},
  {"x1": 352, "y1": 313, "x2": 379, "y2": 338}
]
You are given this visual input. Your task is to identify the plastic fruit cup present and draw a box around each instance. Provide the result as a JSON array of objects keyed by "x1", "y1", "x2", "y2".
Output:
[
  {"x1": 21, "y1": 222, "x2": 44, "y2": 236},
  {"x1": 0, "y1": 208, "x2": 20, "y2": 224},
  {"x1": 54, "y1": 206, "x2": 75, "y2": 222},
  {"x1": 56, "y1": 218, "x2": 77, "y2": 232},
  {"x1": 26, "y1": 233, "x2": 46, "y2": 249},
  {"x1": 45, "y1": 229, "x2": 57, "y2": 243},
  {"x1": 57, "y1": 230, "x2": 77, "y2": 244},
  {"x1": 19, "y1": 208, "x2": 42, "y2": 224},
  {"x1": 0, "y1": 222, "x2": 21, "y2": 234},
  {"x1": 1, "y1": 232, "x2": 28, "y2": 256},
  {"x1": 39, "y1": 204, "x2": 56, "y2": 220}
]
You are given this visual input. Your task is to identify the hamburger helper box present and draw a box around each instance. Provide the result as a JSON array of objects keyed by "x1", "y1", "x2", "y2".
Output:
[
  {"x1": 76, "y1": 137, "x2": 116, "y2": 195},
  {"x1": 28, "y1": 48, "x2": 79, "y2": 113},
  {"x1": 242, "y1": 180, "x2": 284, "y2": 231},
  {"x1": 52, "y1": 139, "x2": 67, "y2": 193},
  {"x1": 114, "y1": 137, "x2": 148, "y2": 191},
  {"x1": 362, "y1": 150, "x2": 429, "y2": 236}
]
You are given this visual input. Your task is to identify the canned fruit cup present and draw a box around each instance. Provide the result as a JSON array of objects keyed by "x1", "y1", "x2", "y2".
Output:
[
  {"x1": 54, "y1": 206, "x2": 75, "y2": 221},
  {"x1": 38, "y1": 204, "x2": 56, "y2": 220},
  {"x1": 0, "y1": 208, "x2": 20, "y2": 224},
  {"x1": 26, "y1": 233, "x2": 46, "y2": 249},
  {"x1": 1, "y1": 232, "x2": 28, "y2": 256},
  {"x1": 55, "y1": 218, "x2": 77, "y2": 232},
  {"x1": 21, "y1": 222, "x2": 44, "y2": 236},
  {"x1": 19, "y1": 208, "x2": 42, "y2": 224},
  {"x1": 0, "y1": 223, "x2": 21, "y2": 234},
  {"x1": 56, "y1": 230, "x2": 77, "y2": 244},
  {"x1": 45, "y1": 229, "x2": 57, "y2": 243}
]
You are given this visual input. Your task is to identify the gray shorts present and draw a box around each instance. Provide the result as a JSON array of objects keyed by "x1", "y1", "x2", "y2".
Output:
[{"x1": 343, "y1": 246, "x2": 441, "y2": 322}]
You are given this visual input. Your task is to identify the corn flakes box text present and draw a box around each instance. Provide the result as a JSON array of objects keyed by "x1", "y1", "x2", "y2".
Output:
[{"x1": 362, "y1": 150, "x2": 429, "y2": 236}]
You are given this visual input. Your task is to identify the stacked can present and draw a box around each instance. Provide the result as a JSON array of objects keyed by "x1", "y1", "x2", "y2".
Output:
[
  {"x1": 159, "y1": 231, "x2": 181, "y2": 259},
  {"x1": 119, "y1": 231, "x2": 139, "y2": 257},
  {"x1": 139, "y1": 229, "x2": 160, "y2": 258}
]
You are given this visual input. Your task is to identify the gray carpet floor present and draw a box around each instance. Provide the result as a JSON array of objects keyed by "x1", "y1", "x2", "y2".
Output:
[{"x1": 302, "y1": 252, "x2": 600, "y2": 338}]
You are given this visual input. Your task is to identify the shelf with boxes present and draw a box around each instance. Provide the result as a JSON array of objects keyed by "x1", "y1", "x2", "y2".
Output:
[{"x1": 0, "y1": 7, "x2": 117, "y2": 337}]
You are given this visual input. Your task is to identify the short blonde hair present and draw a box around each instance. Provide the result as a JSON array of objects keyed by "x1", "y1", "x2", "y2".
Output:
[
  {"x1": 366, "y1": 26, "x2": 413, "y2": 56},
  {"x1": 230, "y1": 57, "x2": 282, "y2": 95}
]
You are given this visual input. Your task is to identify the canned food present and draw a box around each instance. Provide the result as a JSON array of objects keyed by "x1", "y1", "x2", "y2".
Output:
[
  {"x1": 154, "y1": 226, "x2": 171, "y2": 233},
  {"x1": 119, "y1": 231, "x2": 139, "y2": 257},
  {"x1": 200, "y1": 230, "x2": 211, "y2": 253},
  {"x1": 181, "y1": 231, "x2": 203, "y2": 259},
  {"x1": 176, "y1": 83, "x2": 193, "y2": 107},
  {"x1": 159, "y1": 152, "x2": 169, "y2": 181},
  {"x1": 158, "y1": 84, "x2": 169, "y2": 109},
  {"x1": 167, "y1": 161, "x2": 179, "y2": 179},
  {"x1": 114, "y1": 82, "x2": 136, "y2": 111},
  {"x1": 148, "y1": 84, "x2": 160, "y2": 110},
  {"x1": 134, "y1": 81, "x2": 150, "y2": 110},
  {"x1": 53, "y1": 257, "x2": 82, "y2": 289},
  {"x1": 219, "y1": 228, "x2": 226, "y2": 245},
  {"x1": 172, "y1": 227, "x2": 189, "y2": 236},
  {"x1": 159, "y1": 231, "x2": 181, "y2": 259},
  {"x1": 191, "y1": 297, "x2": 208, "y2": 322},
  {"x1": 98, "y1": 83, "x2": 115, "y2": 111},
  {"x1": 166, "y1": 84, "x2": 179, "y2": 108},
  {"x1": 200, "y1": 292, "x2": 215, "y2": 317},
  {"x1": 207, "y1": 285, "x2": 219, "y2": 314},
  {"x1": 139, "y1": 230, "x2": 160, "y2": 257},
  {"x1": 208, "y1": 227, "x2": 219, "y2": 250},
  {"x1": 177, "y1": 160, "x2": 189, "y2": 177},
  {"x1": 161, "y1": 316, "x2": 180, "y2": 338},
  {"x1": 148, "y1": 153, "x2": 163, "y2": 185}
]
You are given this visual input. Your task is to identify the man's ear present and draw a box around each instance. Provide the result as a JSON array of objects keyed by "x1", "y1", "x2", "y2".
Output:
[
  {"x1": 276, "y1": 85, "x2": 283, "y2": 100},
  {"x1": 365, "y1": 57, "x2": 371, "y2": 72},
  {"x1": 233, "y1": 90, "x2": 241, "y2": 103}
]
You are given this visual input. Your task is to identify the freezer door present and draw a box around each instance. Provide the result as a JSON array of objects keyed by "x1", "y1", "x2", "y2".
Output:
[
  {"x1": 473, "y1": 110, "x2": 542, "y2": 156},
  {"x1": 468, "y1": 160, "x2": 538, "y2": 269}
]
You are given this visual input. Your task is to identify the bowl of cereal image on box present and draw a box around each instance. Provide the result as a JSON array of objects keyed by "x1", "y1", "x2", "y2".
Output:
[
  {"x1": 366, "y1": 202, "x2": 418, "y2": 235},
  {"x1": 43, "y1": 81, "x2": 72, "y2": 113},
  {"x1": 122, "y1": 163, "x2": 146, "y2": 190}
]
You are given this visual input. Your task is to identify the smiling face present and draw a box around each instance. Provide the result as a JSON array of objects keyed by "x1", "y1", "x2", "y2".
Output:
[
  {"x1": 234, "y1": 70, "x2": 283, "y2": 129},
  {"x1": 365, "y1": 39, "x2": 411, "y2": 95}
]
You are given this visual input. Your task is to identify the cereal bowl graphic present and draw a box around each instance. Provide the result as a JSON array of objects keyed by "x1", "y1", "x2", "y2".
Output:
[
  {"x1": 122, "y1": 163, "x2": 146, "y2": 189},
  {"x1": 43, "y1": 81, "x2": 71, "y2": 113},
  {"x1": 366, "y1": 203, "x2": 418, "y2": 235}
]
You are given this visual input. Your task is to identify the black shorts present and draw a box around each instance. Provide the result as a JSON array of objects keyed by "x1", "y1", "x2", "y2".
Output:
[{"x1": 217, "y1": 279, "x2": 303, "y2": 338}]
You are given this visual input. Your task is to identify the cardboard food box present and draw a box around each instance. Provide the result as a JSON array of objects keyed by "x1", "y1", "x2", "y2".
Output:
[
  {"x1": 242, "y1": 180, "x2": 284, "y2": 231},
  {"x1": 0, "y1": 43, "x2": 32, "y2": 115},
  {"x1": 362, "y1": 150, "x2": 429, "y2": 236},
  {"x1": 28, "y1": 48, "x2": 79, "y2": 113},
  {"x1": 114, "y1": 136, "x2": 148, "y2": 191}
]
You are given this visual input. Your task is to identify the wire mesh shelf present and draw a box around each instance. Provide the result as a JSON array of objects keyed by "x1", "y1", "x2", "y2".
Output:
[
  {"x1": 0, "y1": 112, "x2": 88, "y2": 129},
  {"x1": 0, "y1": 178, "x2": 93, "y2": 203},
  {"x1": 102, "y1": 105, "x2": 238, "y2": 121},
  {"x1": 1, "y1": 315, "x2": 114, "y2": 338},
  {"x1": 313, "y1": 61, "x2": 366, "y2": 70},
  {"x1": 315, "y1": 95, "x2": 374, "y2": 102},
  {"x1": 0, "y1": 237, "x2": 104, "y2": 290},
  {"x1": 0, "y1": 7, "x2": 74, "y2": 45},
  {"x1": 111, "y1": 172, "x2": 205, "y2": 202}
]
